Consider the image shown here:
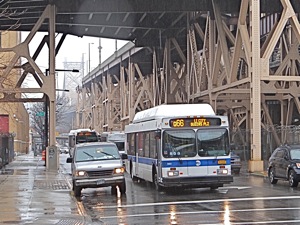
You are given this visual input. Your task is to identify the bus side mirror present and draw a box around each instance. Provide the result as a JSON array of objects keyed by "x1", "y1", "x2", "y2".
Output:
[{"x1": 155, "y1": 130, "x2": 161, "y2": 139}]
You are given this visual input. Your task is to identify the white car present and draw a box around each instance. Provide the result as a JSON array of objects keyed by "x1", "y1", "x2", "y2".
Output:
[
  {"x1": 60, "y1": 146, "x2": 69, "y2": 154},
  {"x1": 66, "y1": 142, "x2": 127, "y2": 197}
]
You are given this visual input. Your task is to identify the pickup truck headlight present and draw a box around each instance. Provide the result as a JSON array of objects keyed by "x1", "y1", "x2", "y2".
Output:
[
  {"x1": 114, "y1": 167, "x2": 125, "y2": 174},
  {"x1": 75, "y1": 171, "x2": 86, "y2": 177},
  {"x1": 296, "y1": 163, "x2": 300, "y2": 169}
]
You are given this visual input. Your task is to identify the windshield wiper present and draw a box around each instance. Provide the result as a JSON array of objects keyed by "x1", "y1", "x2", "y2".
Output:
[
  {"x1": 83, "y1": 151, "x2": 95, "y2": 159},
  {"x1": 100, "y1": 151, "x2": 117, "y2": 159}
]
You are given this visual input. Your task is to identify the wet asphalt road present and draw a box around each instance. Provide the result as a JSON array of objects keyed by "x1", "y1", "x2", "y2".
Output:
[{"x1": 60, "y1": 154, "x2": 300, "y2": 225}]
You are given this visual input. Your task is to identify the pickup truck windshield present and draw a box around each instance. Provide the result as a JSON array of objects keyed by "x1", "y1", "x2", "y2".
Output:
[{"x1": 75, "y1": 145, "x2": 120, "y2": 162}]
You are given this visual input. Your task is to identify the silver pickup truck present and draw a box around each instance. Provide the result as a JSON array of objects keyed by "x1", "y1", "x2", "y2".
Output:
[{"x1": 66, "y1": 142, "x2": 127, "y2": 197}]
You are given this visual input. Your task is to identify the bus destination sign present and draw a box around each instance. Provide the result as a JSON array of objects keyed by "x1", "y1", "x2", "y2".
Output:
[{"x1": 169, "y1": 117, "x2": 221, "y2": 128}]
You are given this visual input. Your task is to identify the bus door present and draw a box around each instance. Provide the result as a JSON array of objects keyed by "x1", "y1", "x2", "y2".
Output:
[
  {"x1": 135, "y1": 133, "x2": 144, "y2": 177},
  {"x1": 135, "y1": 152, "x2": 139, "y2": 176},
  {"x1": 156, "y1": 135, "x2": 162, "y2": 179}
]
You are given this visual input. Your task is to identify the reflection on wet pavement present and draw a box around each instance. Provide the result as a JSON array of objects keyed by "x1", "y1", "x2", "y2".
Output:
[{"x1": 0, "y1": 154, "x2": 86, "y2": 225}]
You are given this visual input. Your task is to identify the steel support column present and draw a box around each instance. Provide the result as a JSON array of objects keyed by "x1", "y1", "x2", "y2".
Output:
[
  {"x1": 248, "y1": 0, "x2": 263, "y2": 172},
  {"x1": 48, "y1": 5, "x2": 56, "y2": 147}
]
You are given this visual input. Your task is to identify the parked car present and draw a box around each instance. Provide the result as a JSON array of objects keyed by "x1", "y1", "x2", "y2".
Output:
[
  {"x1": 268, "y1": 144, "x2": 300, "y2": 187},
  {"x1": 66, "y1": 142, "x2": 128, "y2": 197},
  {"x1": 231, "y1": 151, "x2": 242, "y2": 174}
]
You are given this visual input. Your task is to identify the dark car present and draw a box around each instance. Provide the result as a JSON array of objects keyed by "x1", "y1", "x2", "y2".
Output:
[
  {"x1": 231, "y1": 151, "x2": 242, "y2": 174},
  {"x1": 268, "y1": 144, "x2": 300, "y2": 187}
]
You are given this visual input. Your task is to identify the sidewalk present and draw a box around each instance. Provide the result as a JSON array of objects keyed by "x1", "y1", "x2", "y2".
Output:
[
  {"x1": 0, "y1": 151, "x2": 91, "y2": 225},
  {"x1": 240, "y1": 161, "x2": 268, "y2": 178}
]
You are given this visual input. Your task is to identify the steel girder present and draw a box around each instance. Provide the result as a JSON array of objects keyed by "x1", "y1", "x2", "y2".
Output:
[
  {"x1": 0, "y1": 5, "x2": 57, "y2": 149},
  {"x1": 78, "y1": 0, "x2": 300, "y2": 172}
]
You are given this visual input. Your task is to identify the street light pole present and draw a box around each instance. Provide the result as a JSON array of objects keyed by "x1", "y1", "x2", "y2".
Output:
[
  {"x1": 88, "y1": 42, "x2": 94, "y2": 74},
  {"x1": 44, "y1": 68, "x2": 79, "y2": 151}
]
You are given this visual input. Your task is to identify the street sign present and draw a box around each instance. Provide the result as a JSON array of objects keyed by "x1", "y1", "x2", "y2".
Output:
[{"x1": 36, "y1": 112, "x2": 45, "y2": 116}]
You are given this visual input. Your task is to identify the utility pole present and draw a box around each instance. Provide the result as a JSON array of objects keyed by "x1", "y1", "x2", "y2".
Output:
[
  {"x1": 98, "y1": 38, "x2": 102, "y2": 66},
  {"x1": 88, "y1": 42, "x2": 94, "y2": 74}
]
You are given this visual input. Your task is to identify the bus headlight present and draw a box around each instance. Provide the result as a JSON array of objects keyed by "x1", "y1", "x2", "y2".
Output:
[
  {"x1": 168, "y1": 171, "x2": 179, "y2": 177},
  {"x1": 114, "y1": 167, "x2": 125, "y2": 174},
  {"x1": 75, "y1": 170, "x2": 86, "y2": 177},
  {"x1": 217, "y1": 169, "x2": 228, "y2": 174}
]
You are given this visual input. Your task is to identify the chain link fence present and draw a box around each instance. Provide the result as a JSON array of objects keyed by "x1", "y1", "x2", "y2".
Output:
[{"x1": 230, "y1": 125, "x2": 300, "y2": 162}]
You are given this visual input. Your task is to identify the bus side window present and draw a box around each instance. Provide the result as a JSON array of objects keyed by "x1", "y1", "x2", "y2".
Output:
[
  {"x1": 137, "y1": 133, "x2": 144, "y2": 157},
  {"x1": 149, "y1": 132, "x2": 156, "y2": 159},
  {"x1": 144, "y1": 132, "x2": 150, "y2": 158}
]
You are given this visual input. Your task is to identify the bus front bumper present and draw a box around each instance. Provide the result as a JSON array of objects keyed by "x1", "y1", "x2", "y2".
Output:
[{"x1": 160, "y1": 175, "x2": 233, "y2": 188}]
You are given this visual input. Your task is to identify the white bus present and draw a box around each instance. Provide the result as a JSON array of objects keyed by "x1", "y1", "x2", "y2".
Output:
[
  {"x1": 68, "y1": 128, "x2": 99, "y2": 157},
  {"x1": 100, "y1": 131, "x2": 125, "y2": 154},
  {"x1": 125, "y1": 104, "x2": 233, "y2": 190}
]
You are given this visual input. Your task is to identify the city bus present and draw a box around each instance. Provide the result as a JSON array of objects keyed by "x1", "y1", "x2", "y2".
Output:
[
  {"x1": 100, "y1": 131, "x2": 125, "y2": 154},
  {"x1": 100, "y1": 131, "x2": 126, "y2": 165},
  {"x1": 124, "y1": 104, "x2": 233, "y2": 191},
  {"x1": 68, "y1": 128, "x2": 99, "y2": 157}
]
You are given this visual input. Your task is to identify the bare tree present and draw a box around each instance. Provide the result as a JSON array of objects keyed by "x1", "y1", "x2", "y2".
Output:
[{"x1": 30, "y1": 94, "x2": 75, "y2": 137}]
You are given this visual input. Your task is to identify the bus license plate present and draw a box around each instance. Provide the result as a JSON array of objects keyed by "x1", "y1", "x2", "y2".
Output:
[
  {"x1": 218, "y1": 160, "x2": 226, "y2": 165},
  {"x1": 96, "y1": 179, "x2": 104, "y2": 185}
]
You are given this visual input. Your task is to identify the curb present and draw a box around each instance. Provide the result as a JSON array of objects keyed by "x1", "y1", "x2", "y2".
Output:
[{"x1": 60, "y1": 165, "x2": 93, "y2": 225}]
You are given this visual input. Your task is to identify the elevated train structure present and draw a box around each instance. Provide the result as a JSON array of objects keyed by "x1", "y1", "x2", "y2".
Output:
[
  {"x1": 0, "y1": 0, "x2": 299, "y2": 172},
  {"x1": 77, "y1": 0, "x2": 300, "y2": 172}
]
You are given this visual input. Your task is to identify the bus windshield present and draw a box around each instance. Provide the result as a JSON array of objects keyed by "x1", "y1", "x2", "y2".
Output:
[
  {"x1": 163, "y1": 130, "x2": 196, "y2": 158},
  {"x1": 162, "y1": 128, "x2": 229, "y2": 158},
  {"x1": 197, "y1": 128, "x2": 230, "y2": 156}
]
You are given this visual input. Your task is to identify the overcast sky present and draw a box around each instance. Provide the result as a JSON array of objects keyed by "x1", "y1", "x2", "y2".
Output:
[
  {"x1": 23, "y1": 32, "x2": 128, "y2": 70},
  {"x1": 21, "y1": 32, "x2": 128, "y2": 89}
]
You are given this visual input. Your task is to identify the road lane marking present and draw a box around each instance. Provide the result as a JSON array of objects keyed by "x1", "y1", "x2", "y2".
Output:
[
  {"x1": 100, "y1": 206, "x2": 300, "y2": 219},
  {"x1": 95, "y1": 195, "x2": 300, "y2": 209},
  {"x1": 202, "y1": 220, "x2": 300, "y2": 225},
  {"x1": 219, "y1": 186, "x2": 252, "y2": 190}
]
